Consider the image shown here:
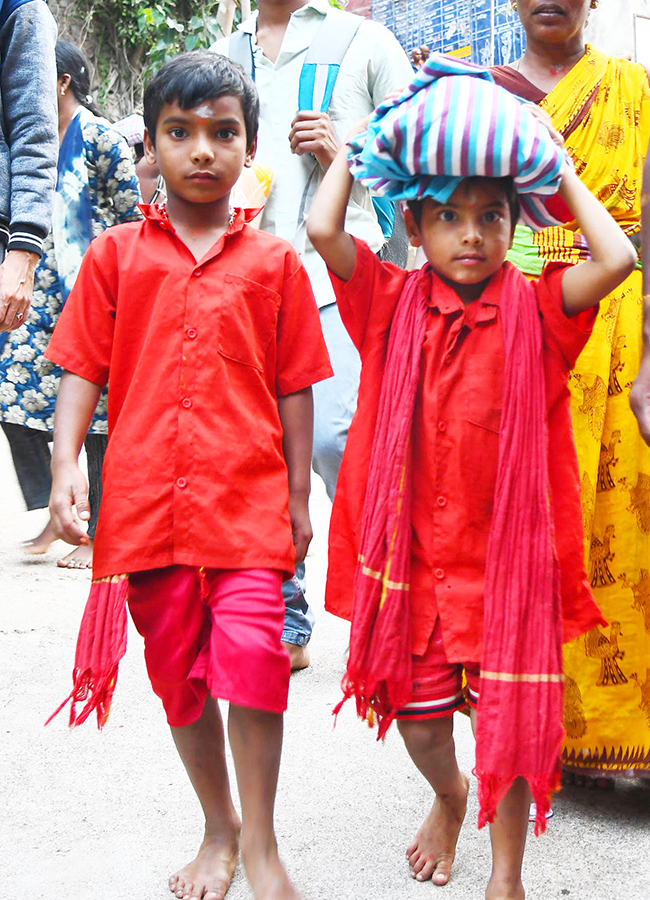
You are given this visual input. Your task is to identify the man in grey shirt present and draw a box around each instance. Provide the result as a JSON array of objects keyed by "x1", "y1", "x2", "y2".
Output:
[{"x1": 0, "y1": 0, "x2": 57, "y2": 332}]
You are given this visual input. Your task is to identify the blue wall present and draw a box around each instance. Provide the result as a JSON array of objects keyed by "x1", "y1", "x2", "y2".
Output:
[{"x1": 372, "y1": 0, "x2": 526, "y2": 67}]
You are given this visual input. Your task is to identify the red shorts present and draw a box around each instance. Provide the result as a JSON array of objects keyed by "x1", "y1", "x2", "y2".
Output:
[
  {"x1": 128, "y1": 566, "x2": 289, "y2": 726},
  {"x1": 395, "y1": 618, "x2": 480, "y2": 721}
]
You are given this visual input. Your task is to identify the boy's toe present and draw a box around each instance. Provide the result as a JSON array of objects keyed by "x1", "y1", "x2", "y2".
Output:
[{"x1": 430, "y1": 858, "x2": 453, "y2": 885}]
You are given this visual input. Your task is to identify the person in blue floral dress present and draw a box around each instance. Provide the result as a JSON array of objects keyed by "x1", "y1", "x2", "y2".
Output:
[{"x1": 0, "y1": 41, "x2": 141, "y2": 566}]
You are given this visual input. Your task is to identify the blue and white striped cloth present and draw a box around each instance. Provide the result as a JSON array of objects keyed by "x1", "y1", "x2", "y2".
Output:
[{"x1": 347, "y1": 54, "x2": 568, "y2": 231}]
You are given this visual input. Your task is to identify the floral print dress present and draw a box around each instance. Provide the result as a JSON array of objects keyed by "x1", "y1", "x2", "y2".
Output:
[{"x1": 0, "y1": 112, "x2": 141, "y2": 434}]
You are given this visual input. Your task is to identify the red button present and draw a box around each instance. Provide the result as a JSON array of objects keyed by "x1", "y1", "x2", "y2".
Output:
[
  {"x1": 443, "y1": 354, "x2": 452, "y2": 366},
  {"x1": 437, "y1": 421, "x2": 446, "y2": 433},
  {"x1": 193, "y1": 269, "x2": 202, "y2": 277},
  {"x1": 176, "y1": 477, "x2": 187, "y2": 489},
  {"x1": 187, "y1": 328, "x2": 197, "y2": 340},
  {"x1": 181, "y1": 398, "x2": 193, "y2": 409},
  {"x1": 436, "y1": 495, "x2": 447, "y2": 508},
  {"x1": 434, "y1": 568, "x2": 445, "y2": 580}
]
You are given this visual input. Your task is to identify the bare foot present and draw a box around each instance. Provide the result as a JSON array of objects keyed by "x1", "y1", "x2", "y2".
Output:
[
  {"x1": 22, "y1": 518, "x2": 58, "y2": 555},
  {"x1": 57, "y1": 541, "x2": 93, "y2": 569},
  {"x1": 281, "y1": 641, "x2": 310, "y2": 672},
  {"x1": 406, "y1": 772, "x2": 469, "y2": 884},
  {"x1": 485, "y1": 875, "x2": 525, "y2": 900},
  {"x1": 169, "y1": 832, "x2": 240, "y2": 900},
  {"x1": 242, "y1": 838, "x2": 303, "y2": 900}
]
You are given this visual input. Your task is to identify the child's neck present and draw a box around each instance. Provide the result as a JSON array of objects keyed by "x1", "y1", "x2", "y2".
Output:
[
  {"x1": 165, "y1": 193, "x2": 233, "y2": 263},
  {"x1": 436, "y1": 271, "x2": 491, "y2": 306}
]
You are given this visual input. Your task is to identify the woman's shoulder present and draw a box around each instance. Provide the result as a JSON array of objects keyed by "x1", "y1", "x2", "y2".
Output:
[
  {"x1": 597, "y1": 48, "x2": 650, "y2": 90},
  {"x1": 81, "y1": 115, "x2": 124, "y2": 143}
]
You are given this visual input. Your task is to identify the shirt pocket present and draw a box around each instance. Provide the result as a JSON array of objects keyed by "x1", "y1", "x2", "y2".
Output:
[
  {"x1": 460, "y1": 354, "x2": 504, "y2": 435},
  {"x1": 218, "y1": 274, "x2": 280, "y2": 372}
]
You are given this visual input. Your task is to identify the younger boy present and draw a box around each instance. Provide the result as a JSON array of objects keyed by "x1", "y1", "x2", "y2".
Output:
[
  {"x1": 47, "y1": 52, "x2": 332, "y2": 900},
  {"x1": 306, "y1": 119, "x2": 636, "y2": 898}
]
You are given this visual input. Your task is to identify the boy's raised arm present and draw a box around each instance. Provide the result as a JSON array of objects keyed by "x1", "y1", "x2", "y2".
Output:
[
  {"x1": 306, "y1": 143, "x2": 358, "y2": 282},
  {"x1": 50, "y1": 371, "x2": 102, "y2": 546},
  {"x1": 278, "y1": 387, "x2": 314, "y2": 564},
  {"x1": 558, "y1": 163, "x2": 637, "y2": 315}
]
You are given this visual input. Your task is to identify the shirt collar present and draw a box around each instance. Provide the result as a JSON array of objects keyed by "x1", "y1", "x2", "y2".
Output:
[
  {"x1": 239, "y1": 0, "x2": 329, "y2": 34},
  {"x1": 423, "y1": 263, "x2": 505, "y2": 317},
  {"x1": 139, "y1": 203, "x2": 254, "y2": 239}
]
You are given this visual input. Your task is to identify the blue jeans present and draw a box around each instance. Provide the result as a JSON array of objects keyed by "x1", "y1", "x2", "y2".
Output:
[{"x1": 281, "y1": 302, "x2": 361, "y2": 645}]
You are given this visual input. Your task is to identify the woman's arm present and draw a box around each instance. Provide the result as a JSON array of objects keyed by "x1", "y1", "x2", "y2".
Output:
[
  {"x1": 50, "y1": 371, "x2": 102, "y2": 545},
  {"x1": 306, "y1": 143, "x2": 358, "y2": 281},
  {"x1": 630, "y1": 134, "x2": 650, "y2": 445},
  {"x1": 278, "y1": 387, "x2": 314, "y2": 564},
  {"x1": 559, "y1": 163, "x2": 637, "y2": 315}
]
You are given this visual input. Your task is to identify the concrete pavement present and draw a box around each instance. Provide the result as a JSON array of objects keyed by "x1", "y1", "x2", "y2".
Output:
[{"x1": 1, "y1": 435, "x2": 649, "y2": 899}]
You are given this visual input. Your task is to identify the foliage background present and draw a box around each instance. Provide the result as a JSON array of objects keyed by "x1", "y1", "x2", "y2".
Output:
[{"x1": 48, "y1": 1, "x2": 254, "y2": 119}]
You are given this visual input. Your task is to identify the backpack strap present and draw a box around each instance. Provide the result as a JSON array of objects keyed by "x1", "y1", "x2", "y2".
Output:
[
  {"x1": 227, "y1": 28, "x2": 255, "y2": 80},
  {"x1": 297, "y1": 11, "x2": 362, "y2": 112}
]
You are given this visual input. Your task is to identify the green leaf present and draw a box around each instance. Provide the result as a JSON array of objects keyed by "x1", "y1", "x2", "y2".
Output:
[{"x1": 185, "y1": 33, "x2": 199, "y2": 51}]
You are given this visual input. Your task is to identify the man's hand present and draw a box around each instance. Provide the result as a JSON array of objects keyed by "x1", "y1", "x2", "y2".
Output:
[
  {"x1": 49, "y1": 461, "x2": 91, "y2": 546},
  {"x1": 630, "y1": 353, "x2": 650, "y2": 446},
  {"x1": 289, "y1": 111, "x2": 340, "y2": 171},
  {"x1": 288, "y1": 491, "x2": 313, "y2": 563},
  {"x1": 0, "y1": 249, "x2": 39, "y2": 331}
]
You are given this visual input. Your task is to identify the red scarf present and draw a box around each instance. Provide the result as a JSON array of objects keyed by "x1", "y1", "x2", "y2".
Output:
[
  {"x1": 46, "y1": 575, "x2": 128, "y2": 729},
  {"x1": 337, "y1": 263, "x2": 563, "y2": 835}
]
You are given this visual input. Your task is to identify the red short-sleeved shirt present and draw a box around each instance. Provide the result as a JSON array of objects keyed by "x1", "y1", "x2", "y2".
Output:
[
  {"x1": 46, "y1": 206, "x2": 333, "y2": 579},
  {"x1": 326, "y1": 239, "x2": 605, "y2": 662}
]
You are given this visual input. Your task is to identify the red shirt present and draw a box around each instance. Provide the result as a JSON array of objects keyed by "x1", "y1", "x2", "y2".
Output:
[
  {"x1": 46, "y1": 206, "x2": 333, "y2": 579},
  {"x1": 326, "y1": 239, "x2": 604, "y2": 661}
]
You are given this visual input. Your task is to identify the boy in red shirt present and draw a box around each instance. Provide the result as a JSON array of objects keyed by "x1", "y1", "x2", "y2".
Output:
[
  {"x1": 47, "y1": 52, "x2": 331, "y2": 900},
  {"x1": 306, "y1": 117, "x2": 635, "y2": 899}
]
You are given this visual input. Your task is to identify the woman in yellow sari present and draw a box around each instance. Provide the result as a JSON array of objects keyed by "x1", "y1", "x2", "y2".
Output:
[{"x1": 492, "y1": 0, "x2": 650, "y2": 782}]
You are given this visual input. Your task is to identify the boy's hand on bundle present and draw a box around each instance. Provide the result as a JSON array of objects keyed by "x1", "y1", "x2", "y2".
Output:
[
  {"x1": 49, "y1": 463, "x2": 91, "y2": 546},
  {"x1": 288, "y1": 491, "x2": 313, "y2": 563},
  {"x1": 524, "y1": 104, "x2": 565, "y2": 150},
  {"x1": 345, "y1": 114, "x2": 372, "y2": 143},
  {"x1": 289, "y1": 111, "x2": 339, "y2": 170}
]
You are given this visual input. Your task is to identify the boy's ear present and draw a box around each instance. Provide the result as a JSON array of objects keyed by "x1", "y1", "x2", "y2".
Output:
[
  {"x1": 143, "y1": 128, "x2": 157, "y2": 165},
  {"x1": 403, "y1": 206, "x2": 423, "y2": 248},
  {"x1": 245, "y1": 136, "x2": 257, "y2": 168}
]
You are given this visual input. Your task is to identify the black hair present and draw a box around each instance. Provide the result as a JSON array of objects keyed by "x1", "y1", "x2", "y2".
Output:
[
  {"x1": 55, "y1": 40, "x2": 103, "y2": 117},
  {"x1": 407, "y1": 176, "x2": 521, "y2": 233},
  {"x1": 143, "y1": 51, "x2": 259, "y2": 151}
]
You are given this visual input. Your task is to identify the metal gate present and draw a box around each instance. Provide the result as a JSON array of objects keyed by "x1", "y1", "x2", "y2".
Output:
[{"x1": 371, "y1": 0, "x2": 526, "y2": 67}]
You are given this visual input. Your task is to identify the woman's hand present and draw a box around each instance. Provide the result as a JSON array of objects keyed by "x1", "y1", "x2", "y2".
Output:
[
  {"x1": 0, "y1": 250, "x2": 38, "y2": 331},
  {"x1": 630, "y1": 348, "x2": 650, "y2": 446}
]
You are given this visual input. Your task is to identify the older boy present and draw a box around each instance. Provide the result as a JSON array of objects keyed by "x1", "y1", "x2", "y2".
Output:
[
  {"x1": 306, "y1": 113, "x2": 635, "y2": 898},
  {"x1": 47, "y1": 52, "x2": 331, "y2": 900}
]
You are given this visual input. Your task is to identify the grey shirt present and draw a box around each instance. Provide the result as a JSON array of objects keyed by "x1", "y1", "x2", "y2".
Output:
[{"x1": 0, "y1": 0, "x2": 58, "y2": 256}]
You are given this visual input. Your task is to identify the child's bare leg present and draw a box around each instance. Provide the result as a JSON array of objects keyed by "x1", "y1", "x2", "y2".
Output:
[
  {"x1": 169, "y1": 697, "x2": 241, "y2": 900},
  {"x1": 228, "y1": 704, "x2": 302, "y2": 900},
  {"x1": 485, "y1": 777, "x2": 529, "y2": 900},
  {"x1": 397, "y1": 716, "x2": 469, "y2": 885}
]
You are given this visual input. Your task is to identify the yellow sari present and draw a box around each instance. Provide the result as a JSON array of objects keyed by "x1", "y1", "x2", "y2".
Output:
[{"x1": 537, "y1": 47, "x2": 650, "y2": 775}]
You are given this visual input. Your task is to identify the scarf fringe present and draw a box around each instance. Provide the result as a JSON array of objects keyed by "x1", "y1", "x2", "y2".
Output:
[
  {"x1": 335, "y1": 670, "x2": 412, "y2": 740},
  {"x1": 475, "y1": 763, "x2": 562, "y2": 837},
  {"x1": 45, "y1": 665, "x2": 120, "y2": 729},
  {"x1": 45, "y1": 575, "x2": 129, "y2": 730}
]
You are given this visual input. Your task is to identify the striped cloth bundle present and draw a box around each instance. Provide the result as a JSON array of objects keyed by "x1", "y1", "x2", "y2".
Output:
[{"x1": 348, "y1": 53, "x2": 568, "y2": 230}]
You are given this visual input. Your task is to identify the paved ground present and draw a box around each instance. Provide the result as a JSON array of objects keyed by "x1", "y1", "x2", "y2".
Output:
[{"x1": 1, "y1": 435, "x2": 649, "y2": 899}]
